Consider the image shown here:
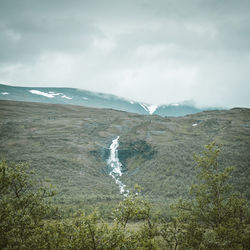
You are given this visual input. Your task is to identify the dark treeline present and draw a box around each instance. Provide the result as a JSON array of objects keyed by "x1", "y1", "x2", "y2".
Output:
[{"x1": 0, "y1": 143, "x2": 249, "y2": 249}]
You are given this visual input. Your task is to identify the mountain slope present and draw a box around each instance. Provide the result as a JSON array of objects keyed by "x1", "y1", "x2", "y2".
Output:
[
  {"x1": 0, "y1": 100, "x2": 249, "y2": 215},
  {"x1": 0, "y1": 83, "x2": 207, "y2": 117}
]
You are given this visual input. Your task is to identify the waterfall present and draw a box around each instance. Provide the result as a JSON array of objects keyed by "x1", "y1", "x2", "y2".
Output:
[{"x1": 107, "y1": 136, "x2": 129, "y2": 196}]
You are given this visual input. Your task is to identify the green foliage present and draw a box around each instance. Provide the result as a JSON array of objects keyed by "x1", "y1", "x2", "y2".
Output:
[
  {"x1": 0, "y1": 161, "x2": 158, "y2": 249},
  {"x1": 112, "y1": 186, "x2": 160, "y2": 249},
  {"x1": 1, "y1": 141, "x2": 249, "y2": 249},
  {"x1": 113, "y1": 187, "x2": 149, "y2": 227},
  {"x1": 160, "y1": 217, "x2": 185, "y2": 250},
  {"x1": 1, "y1": 101, "x2": 250, "y2": 213},
  {"x1": 172, "y1": 142, "x2": 250, "y2": 249},
  {"x1": 0, "y1": 160, "x2": 56, "y2": 249}
]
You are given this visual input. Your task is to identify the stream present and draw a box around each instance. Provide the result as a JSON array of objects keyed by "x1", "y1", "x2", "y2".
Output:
[{"x1": 107, "y1": 136, "x2": 129, "y2": 196}]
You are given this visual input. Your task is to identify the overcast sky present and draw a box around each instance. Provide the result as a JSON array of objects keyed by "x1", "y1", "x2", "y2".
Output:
[{"x1": 0, "y1": 0, "x2": 250, "y2": 108}]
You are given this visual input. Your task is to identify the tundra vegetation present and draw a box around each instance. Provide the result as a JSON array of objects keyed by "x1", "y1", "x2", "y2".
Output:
[
  {"x1": 1, "y1": 101, "x2": 250, "y2": 218},
  {"x1": 1, "y1": 142, "x2": 249, "y2": 249}
]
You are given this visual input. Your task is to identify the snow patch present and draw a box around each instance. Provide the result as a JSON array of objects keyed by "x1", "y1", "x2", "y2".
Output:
[
  {"x1": 192, "y1": 123, "x2": 198, "y2": 127},
  {"x1": 29, "y1": 90, "x2": 72, "y2": 100},
  {"x1": 130, "y1": 101, "x2": 134, "y2": 104},
  {"x1": 82, "y1": 97, "x2": 89, "y2": 100},
  {"x1": 48, "y1": 91, "x2": 60, "y2": 96},
  {"x1": 1, "y1": 92, "x2": 9, "y2": 95},
  {"x1": 171, "y1": 103, "x2": 180, "y2": 106},
  {"x1": 140, "y1": 103, "x2": 158, "y2": 115},
  {"x1": 140, "y1": 103, "x2": 148, "y2": 112},
  {"x1": 61, "y1": 95, "x2": 72, "y2": 100},
  {"x1": 147, "y1": 105, "x2": 158, "y2": 115},
  {"x1": 29, "y1": 90, "x2": 55, "y2": 98}
]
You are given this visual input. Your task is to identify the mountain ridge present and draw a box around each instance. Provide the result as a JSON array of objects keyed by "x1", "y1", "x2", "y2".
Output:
[{"x1": 0, "y1": 83, "x2": 217, "y2": 117}]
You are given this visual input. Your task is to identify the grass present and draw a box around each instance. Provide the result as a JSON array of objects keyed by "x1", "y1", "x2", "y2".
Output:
[{"x1": 0, "y1": 100, "x2": 250, "y2": 216}]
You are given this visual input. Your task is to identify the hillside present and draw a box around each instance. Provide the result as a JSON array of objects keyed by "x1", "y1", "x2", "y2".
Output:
[
  {"x1": 0, "y1": 83, "x2": 208, "y2": 117},
  {"x1": 0, "y1": 100, "x2": 249, "y2": 216}
]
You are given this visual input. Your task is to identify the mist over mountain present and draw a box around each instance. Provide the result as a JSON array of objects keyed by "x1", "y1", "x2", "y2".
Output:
[{"x1": 0, "y1": 83, "x2": 217, "y2": 117}]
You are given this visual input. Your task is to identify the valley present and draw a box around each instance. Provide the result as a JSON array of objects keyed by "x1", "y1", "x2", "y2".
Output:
[{"x1": 0, "y1": 100, "x2": 249, "y2": 216}]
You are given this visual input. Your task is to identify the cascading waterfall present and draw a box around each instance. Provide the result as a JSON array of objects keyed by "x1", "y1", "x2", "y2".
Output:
[{"x1": 107, "y1": 136, "x2": 129, "y2": 196}]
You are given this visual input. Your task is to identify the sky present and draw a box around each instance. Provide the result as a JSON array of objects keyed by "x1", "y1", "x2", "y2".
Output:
[{"x1": 0, "y1": 0, "x2": 250, "y2": 108}]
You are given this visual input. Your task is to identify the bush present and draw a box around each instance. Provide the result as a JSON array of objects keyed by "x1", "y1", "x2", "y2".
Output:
[
  {"x1": 0, "y1": 160, "x2": 56, "y2": 249},
  {"x1": 171, "y1": 142, "x2": 250, "y2": 249},
  {"x1": 1, "y1": 142, "x2": 249, "y2": 249}
]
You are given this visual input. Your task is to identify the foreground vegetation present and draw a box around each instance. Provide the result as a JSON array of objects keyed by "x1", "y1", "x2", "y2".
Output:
[{"x1": 1, "y1": 143, "x2": 249, "y2": 249}]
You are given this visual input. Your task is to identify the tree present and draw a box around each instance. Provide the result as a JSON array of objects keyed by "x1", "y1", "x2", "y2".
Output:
[
  {"x1": 112, "y1": 185, "x2": 160, "y2": 249},
  {"x1": 1, "y1": 142, "x2": 249, "y2": 249},
  {"x1": 0, "y1": 160, "x2": 56, "y2": 249},
  {"x1": 172, "y1": 142, "x2": 250, "y2": 249}
]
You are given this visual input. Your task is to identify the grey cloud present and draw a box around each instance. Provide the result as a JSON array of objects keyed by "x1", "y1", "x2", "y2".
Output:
[
  {"x1": 0, "y1": 2, "x2": 99, "y2": 63},
  {"x1": 0, "y1": 0, "x2": 250, "y2": 108}
]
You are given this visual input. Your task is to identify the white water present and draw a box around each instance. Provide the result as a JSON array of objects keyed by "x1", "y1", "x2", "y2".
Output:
[{"x1": 107, "y1": 136, "x2": 129, "y2": 196}]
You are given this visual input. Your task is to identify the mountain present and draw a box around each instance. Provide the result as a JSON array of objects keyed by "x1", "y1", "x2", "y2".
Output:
[
  {"x1": 0, "y1": 100, "x2": 249, "y2": 216},
  {"x1": 0, "y1": 83, "x2": 209, "y2": 117}
]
